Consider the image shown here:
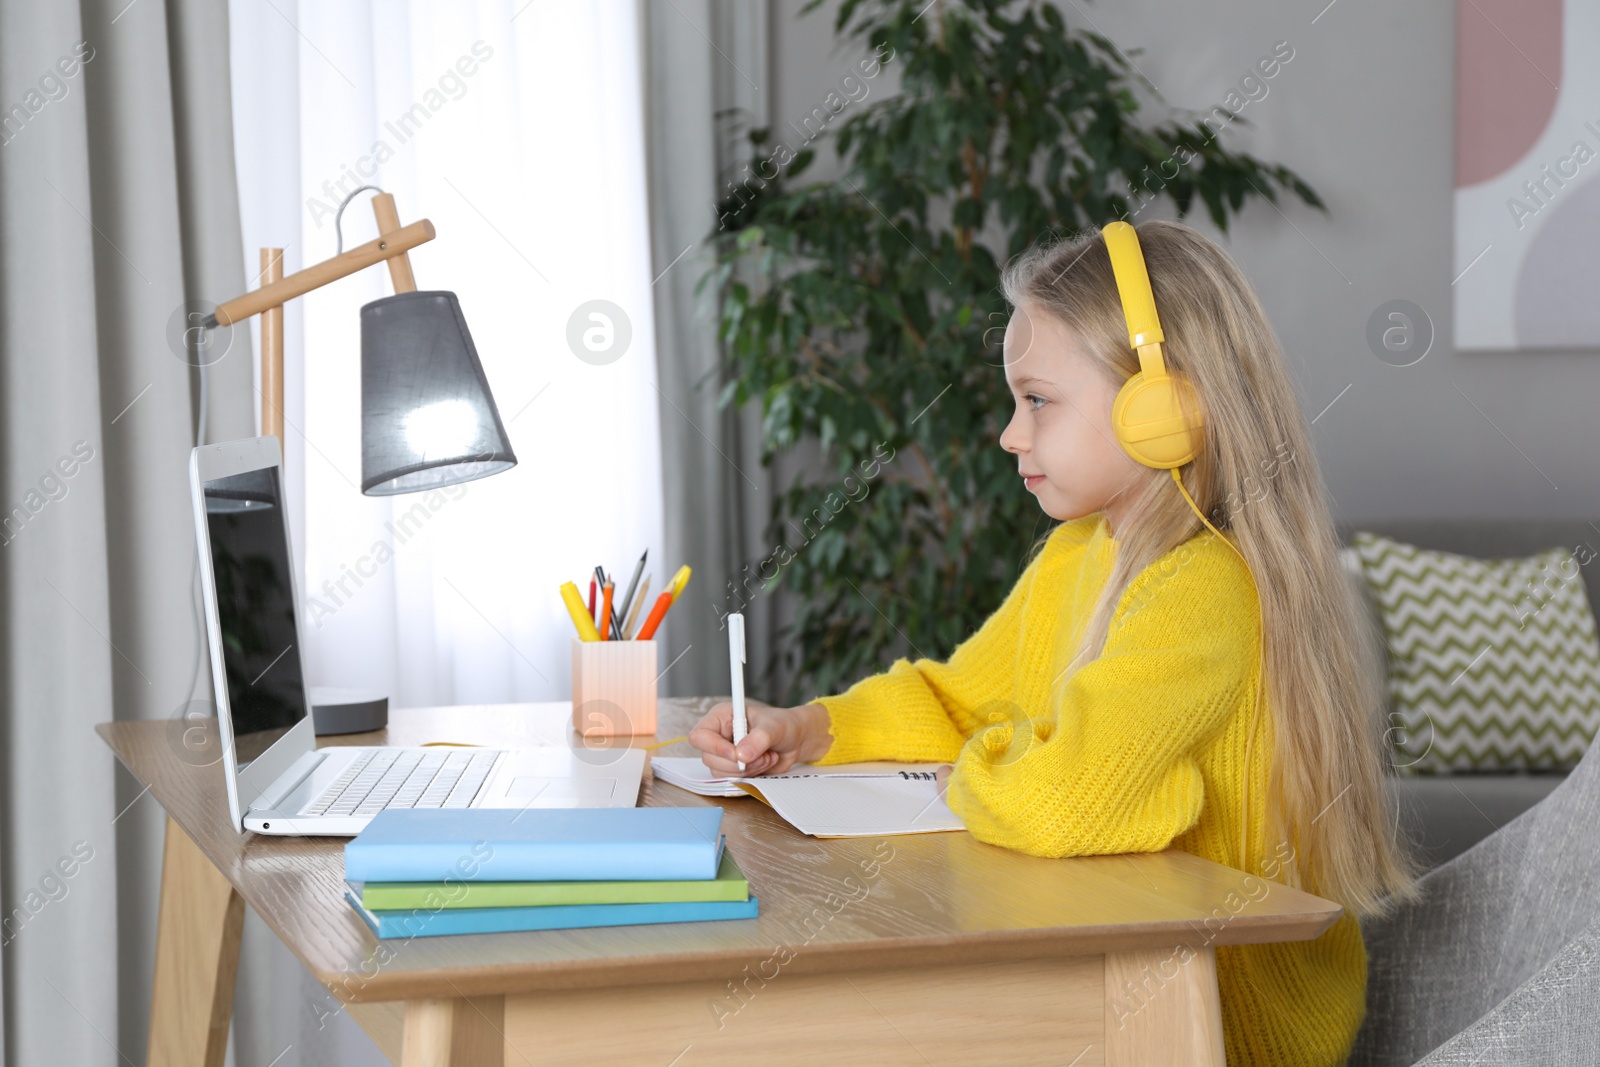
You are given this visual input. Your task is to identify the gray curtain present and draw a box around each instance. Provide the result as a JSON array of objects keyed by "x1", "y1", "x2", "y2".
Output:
[
  {"x1": 642, "y1": 0, "x2": 788, "y2": 705},
  {"x1": 0, "y1": 0, "x2": 251, "y2": 1063}
]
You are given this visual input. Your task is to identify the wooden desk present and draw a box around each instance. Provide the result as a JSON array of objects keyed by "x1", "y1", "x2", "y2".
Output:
[{"x1": 99, "y1": 699, "x2": 1341, "y2": 1067}]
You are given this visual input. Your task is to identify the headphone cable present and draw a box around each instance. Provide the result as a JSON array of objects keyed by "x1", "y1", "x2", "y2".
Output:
[{"x1": 1169, "y1": 466, "x2": 1266, "y2": 871}]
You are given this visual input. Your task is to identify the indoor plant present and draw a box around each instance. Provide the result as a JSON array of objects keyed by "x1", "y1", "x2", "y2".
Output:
[{"x1": 700, "y1": 0, "x2": 1325, "y2": 702}]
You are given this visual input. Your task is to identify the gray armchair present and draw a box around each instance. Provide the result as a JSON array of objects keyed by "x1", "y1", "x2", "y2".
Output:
[{"x1": 1347, "y1": 701, "x2": 1600, "y2": 1064}]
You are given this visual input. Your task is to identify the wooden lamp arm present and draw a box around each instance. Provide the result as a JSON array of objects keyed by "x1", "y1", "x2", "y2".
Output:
[
  {"x1": 210, "y1": 192, "x2": 428, "y2": 443},
  {"x1": 206, "y1": 214, "x2": 433, "y2": 328},
  {"x1": 369, "y1": 192, "x2": 419, "y2": 295}
]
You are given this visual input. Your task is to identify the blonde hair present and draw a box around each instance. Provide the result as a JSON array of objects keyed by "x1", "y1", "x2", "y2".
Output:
[{"x1": 999, "y1": 219, "x2": 1424, "y2": 919}]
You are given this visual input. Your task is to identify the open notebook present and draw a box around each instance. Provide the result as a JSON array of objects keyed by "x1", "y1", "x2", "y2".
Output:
[{"x1": 650, "y1": 757, "x2": 966, "y2": 838}]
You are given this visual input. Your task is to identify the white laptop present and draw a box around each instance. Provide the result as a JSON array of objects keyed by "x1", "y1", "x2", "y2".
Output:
[{"x1": 189, "y1": 436, "x2": 644, "y2": 835}]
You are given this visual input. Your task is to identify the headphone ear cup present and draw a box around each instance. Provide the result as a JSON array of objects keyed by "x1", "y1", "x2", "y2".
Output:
[{"x1": 1111, "y1": 371, "x2": 1204, "y2": 469}]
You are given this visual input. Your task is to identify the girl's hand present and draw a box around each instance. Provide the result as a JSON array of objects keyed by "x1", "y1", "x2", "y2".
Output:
[
  {"x1": 935, "y1": 764, "x2": 953, "y2": 796},
  {"x1": 688, "y1": 700, "x2": 831, "y2": 777}
]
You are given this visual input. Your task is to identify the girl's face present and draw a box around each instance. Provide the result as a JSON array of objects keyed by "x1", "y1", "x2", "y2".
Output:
[{"x1": 999, "y1": 301, "x2": 1145, "y2": 531}]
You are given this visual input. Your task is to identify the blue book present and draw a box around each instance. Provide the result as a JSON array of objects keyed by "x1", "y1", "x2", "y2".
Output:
[
  {"x1": 345, "y1": 890, "x2": 760, "y2": 938},
  {"x1": 343, "y1": 807, "x2": 725, "y2": 883}
]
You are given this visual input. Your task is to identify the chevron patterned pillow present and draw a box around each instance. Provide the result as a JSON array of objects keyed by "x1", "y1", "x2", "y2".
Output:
[{"x1": 1351, "y1": 531, "x2": 1600, "y2": 774}]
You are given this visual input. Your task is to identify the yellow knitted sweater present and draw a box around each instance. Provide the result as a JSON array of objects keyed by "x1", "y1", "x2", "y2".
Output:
[{"x1": 807, "y1": 511, "x2": 1365, "y2": 1067}]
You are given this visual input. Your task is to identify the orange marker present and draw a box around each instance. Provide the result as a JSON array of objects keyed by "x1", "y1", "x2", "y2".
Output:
[
  {"x1": 635, "y1": 590, "x2": 676, "y2": 641},
  {"x1": 599, "y1": 581, "x2": 615, "y2": 642}
]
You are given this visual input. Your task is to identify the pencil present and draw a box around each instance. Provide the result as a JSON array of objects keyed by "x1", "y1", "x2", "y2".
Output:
[
  {"x1": 623, "y1": 574, "x2": 652, "y2": 639},
  {"x1": 599, "y1": 581, "x2": 615, "y2": 642},
  {"x1": 615, "y1": 549, "x2": 648, "y2": 638}
]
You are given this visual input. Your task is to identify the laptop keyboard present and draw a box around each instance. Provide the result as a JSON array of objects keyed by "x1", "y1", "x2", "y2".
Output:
[{"x1": 301, "y1": 749, "x2": 504, "y2": 817}]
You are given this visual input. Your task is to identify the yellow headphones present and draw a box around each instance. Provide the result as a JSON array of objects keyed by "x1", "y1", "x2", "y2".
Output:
[
  {"x1": 1102, "y1": 221, "x2": 1204, "y2": 468},
  {"x1": 1100, "y1": 220, "x2": 1266, "y2": 872}
]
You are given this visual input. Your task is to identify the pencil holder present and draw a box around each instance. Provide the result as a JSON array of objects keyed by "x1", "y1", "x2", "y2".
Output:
[{"x1": 571, "y1": 638, "x2": 659, "y2": 737}]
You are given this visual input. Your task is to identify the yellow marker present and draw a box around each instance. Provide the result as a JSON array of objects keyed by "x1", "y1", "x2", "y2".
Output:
[
  {"x1": 667, "y1": 564, "x2": 692, "y2": 602},
  {"x1": 559, "y1": 581, "x2": 603, "y2": 641}
]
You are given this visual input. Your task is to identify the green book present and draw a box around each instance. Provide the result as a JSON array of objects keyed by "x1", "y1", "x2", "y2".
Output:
[{"x1": 354, "y1": 848, "x2": 748, "y2": 910}]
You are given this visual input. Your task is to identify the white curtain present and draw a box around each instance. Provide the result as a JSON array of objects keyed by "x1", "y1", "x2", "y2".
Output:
[
  {"x1": 229, "y1": 0, "x2": 665, "y2": 713},
  {"x1": 226, "y1": 3, "x2": 663, "y2": 1063}
]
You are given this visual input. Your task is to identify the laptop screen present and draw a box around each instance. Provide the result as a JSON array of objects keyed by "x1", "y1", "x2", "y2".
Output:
[{"x1": 201, "y1": 464, "x2": 309, "y2": 764}]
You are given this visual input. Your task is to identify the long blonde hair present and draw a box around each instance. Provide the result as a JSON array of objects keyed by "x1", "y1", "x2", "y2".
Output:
[{"x1": 999, "y1": 219, "x2": 1423, "y2": 918}]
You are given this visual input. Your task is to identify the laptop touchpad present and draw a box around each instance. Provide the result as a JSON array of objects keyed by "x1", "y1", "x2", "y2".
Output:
[{"x1": 501, "y1": 776, "x2": 617, "y2": 805}]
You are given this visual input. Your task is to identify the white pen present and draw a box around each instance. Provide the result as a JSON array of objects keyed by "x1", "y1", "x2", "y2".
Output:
[{"x1": 729, "y1": 612, "x2": 747, "y2": 772}]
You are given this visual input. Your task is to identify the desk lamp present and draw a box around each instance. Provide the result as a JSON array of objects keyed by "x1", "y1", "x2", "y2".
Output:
[
  {"x1": 202, "y1": 190, "x2": 517, "y2": 494},
  {"x1": 203, "y1": 191, "x2": 517, "y2": 731}
]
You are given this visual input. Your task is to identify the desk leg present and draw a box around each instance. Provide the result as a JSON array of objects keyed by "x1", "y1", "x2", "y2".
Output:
[
  {"x1": 400, "y1": 996, "x2": 505, "y2": 1067},
  {"x1": 1103, "y1": 946, "x2": 1226, "y2": 1066},
  {"x1": 147, "y1": 815, "x2": 245, "y2": 1067}
]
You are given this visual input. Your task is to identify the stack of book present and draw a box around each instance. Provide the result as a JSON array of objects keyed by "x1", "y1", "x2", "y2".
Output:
[{"x1": 343, "y1": 806, "x2": 759, "y2": 939}]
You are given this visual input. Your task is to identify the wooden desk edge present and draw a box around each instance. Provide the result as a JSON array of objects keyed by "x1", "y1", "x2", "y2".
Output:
[
  {"x1": 306, "y1": 901, "x2": 1343, "y2": 1004},
  {"x1": 97, "y1": 722, "x2": 1344, "y2": 1006}
]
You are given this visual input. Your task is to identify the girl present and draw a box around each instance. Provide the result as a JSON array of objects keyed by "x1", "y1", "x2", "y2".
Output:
[{"x1": 688, "y1": 218, "x2": 1424, "y2": 1066}]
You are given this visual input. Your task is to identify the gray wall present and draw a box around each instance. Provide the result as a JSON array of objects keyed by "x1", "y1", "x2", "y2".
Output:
[{"x1": 766, "y1": 0, "x2": 1595, "y2": 527}]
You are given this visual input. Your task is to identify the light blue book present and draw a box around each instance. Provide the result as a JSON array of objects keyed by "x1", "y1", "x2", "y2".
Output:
[
  {"x1": 344, "y1": 807, "x2": 725, "y2": 883},
  {"x1": 345, "y1": 890, "x2": 760, "y2": 938}
]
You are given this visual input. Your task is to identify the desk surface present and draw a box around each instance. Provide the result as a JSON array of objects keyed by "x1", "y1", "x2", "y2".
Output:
[{"x1": 98, "y1": 699, "x2": 1341, "y2": 1003}]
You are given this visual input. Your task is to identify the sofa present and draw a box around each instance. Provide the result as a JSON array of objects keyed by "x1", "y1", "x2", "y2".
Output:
[{"x1": 1334, "y1": 518, "x2": 1597, "y2": 871}]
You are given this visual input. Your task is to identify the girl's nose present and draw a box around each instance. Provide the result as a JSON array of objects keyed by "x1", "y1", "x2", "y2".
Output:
[{"x1": 1000, "y1": 411, "x2": 1027, "y2": 453}]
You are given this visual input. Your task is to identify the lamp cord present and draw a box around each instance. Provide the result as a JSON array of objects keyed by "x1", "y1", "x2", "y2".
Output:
[
  {"x1": 334, "y1": 184, "x2": 388, "y2": 254},
  {"x1": 187, "y1": 333, "x2": 208, "y2": 710}
]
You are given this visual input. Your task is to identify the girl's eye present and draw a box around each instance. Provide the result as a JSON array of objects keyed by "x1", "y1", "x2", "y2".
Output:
[{"x1": 1026, "y1": 393, "x2": 1047, "y2": 410}]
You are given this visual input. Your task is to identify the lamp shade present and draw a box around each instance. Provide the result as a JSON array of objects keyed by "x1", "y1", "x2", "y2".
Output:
[{"x1": 359, "y1": 290, "x2": 517, "y2": 495}]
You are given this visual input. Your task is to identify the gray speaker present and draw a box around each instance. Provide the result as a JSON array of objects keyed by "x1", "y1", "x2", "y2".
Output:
[{"x1": 309, "y1": 686, "x2": 389, "y2": 735}]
